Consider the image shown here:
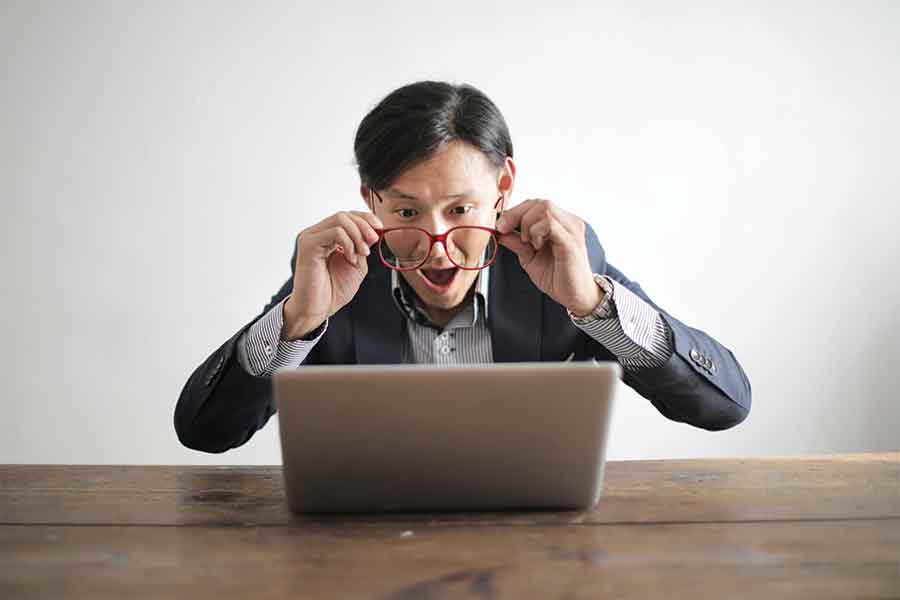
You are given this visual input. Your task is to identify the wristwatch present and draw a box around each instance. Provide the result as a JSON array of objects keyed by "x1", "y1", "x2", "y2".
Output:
[{"x1": 568, "y1": 273, "x2": 616, "y2": 323}]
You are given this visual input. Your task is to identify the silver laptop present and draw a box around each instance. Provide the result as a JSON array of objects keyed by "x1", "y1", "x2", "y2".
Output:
[{"x1": 273, "y1": 360, "x2": 621, "y2": 513}]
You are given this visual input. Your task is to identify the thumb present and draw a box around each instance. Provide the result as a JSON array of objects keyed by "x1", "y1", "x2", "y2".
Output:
[{"x1": 497, "y1": 233, "x2": 536, "y2": 264}]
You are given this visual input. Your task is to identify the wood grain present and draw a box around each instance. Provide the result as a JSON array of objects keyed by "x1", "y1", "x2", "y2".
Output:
[
  {"x1": 2, "y1": 520, "x2": 898, "y2": 599},
  {"x1": 2, "y1": 453, "x2": 897, "y2": 526},
  {"x1": 3, "y1": 454, "x2": 898, "y2": 598}
]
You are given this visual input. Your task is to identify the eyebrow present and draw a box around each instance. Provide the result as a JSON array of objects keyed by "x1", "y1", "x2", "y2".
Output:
[{"x1": 387, "y1": 187, "x2": 474, "y2": 201}]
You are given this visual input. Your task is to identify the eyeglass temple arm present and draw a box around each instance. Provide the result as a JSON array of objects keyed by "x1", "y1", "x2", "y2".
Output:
[
  {"x1": 494, "y1": 193, "x2": 522, "y2": 233},
  {"x1": 494, "y1": 193, "x2": 503, "y2": 220}
]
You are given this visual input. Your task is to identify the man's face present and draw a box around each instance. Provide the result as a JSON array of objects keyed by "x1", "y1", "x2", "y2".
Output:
[{"x1": 365, "y1": 140, "x2": 514, "y2": 312}]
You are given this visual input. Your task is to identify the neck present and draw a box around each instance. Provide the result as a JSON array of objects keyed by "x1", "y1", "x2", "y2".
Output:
[{"x1": 423, "y1": 304, "x2": 463, "y2": 329}]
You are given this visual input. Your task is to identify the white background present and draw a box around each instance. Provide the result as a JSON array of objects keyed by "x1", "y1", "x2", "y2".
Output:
[{"x1": 3, "y1": 1, "x2": 898, "y2": 464}]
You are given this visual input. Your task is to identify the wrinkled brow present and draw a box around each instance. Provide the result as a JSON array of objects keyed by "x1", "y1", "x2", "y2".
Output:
[{"x1": 387, "y1": 187, "x2": 474, "y2": 201}]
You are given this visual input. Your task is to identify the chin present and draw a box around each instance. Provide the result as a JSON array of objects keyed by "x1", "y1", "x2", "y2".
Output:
[{"x1": 427, "y1": 292, "x2": 465, "y2": 309}]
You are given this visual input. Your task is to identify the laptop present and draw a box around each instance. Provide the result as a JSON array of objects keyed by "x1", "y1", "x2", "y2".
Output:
[{"x1": 273, "y1": 360, "x2": 621, "y2": 513}]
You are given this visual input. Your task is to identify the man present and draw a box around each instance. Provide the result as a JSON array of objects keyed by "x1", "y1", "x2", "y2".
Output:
[{"x1": 175, "y1": 81, "x2": 752, "y2": 453}]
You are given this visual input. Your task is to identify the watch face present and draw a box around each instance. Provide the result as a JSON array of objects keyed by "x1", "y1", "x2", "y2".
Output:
[
  {"x1": 594, "y1": 277, "x2": 615, "y2": 318},
  {"x1": 596, "y1": 274, "x2": 612, "y2": 293},
  {"x1": 569, "y1": 275, "x2": 615, "y2": 322}
]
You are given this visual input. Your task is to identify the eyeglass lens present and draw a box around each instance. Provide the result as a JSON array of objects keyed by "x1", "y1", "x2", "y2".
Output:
[{"x1": 379, "y1": 228, "x2": 498, "y2": 270}]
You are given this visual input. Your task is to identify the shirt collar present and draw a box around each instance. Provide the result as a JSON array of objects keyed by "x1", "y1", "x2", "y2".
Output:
[{"x1": 391, "y1": 266, "x2": 490, "y2": 330}]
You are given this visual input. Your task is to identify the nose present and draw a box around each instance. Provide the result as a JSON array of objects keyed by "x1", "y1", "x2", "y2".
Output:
[
  {"x1": 428, "y1": 237, "x2": 453, "y2": 266},
  {"x1": 420, "y1": 212, "x2": 449, "y2": 234},
  {"x1": 418, "y1": 215, "x2": 452, "y2": 263}
]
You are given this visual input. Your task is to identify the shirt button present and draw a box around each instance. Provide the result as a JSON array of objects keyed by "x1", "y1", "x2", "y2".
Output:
[
  {"x1": 264, "y1": 344, "x2": 273, "y2": 356},
  {"x1": 440, "y1": 346, "x2": 451, "y2": 355}
]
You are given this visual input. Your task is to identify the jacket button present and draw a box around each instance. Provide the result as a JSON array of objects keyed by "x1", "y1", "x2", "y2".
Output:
[{"x1": 690, "y1": 349, "x2": 701, "y2": 362}]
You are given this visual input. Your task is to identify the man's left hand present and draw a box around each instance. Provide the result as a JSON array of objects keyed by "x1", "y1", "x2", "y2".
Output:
[{"x1": 496, "y1": 199, "x2": 602, "y2": 317}]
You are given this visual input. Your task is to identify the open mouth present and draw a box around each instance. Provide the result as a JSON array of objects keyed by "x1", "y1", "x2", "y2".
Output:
[{"x1": 419, "y1": 266, "x2": 459, "y2": 291}]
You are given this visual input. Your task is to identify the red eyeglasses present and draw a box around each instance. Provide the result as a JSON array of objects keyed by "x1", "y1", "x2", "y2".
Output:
[{"x1": 371, "y1": 189, "x2": 505, "y2": 271}]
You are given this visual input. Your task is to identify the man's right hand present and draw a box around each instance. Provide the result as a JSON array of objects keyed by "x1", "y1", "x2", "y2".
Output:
[{"x1": 282, "y1": 210, "x2": 383, "y2": 340}]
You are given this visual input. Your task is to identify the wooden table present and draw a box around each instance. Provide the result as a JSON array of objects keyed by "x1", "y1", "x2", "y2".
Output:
[{"x1": 2, "y1": 453, "x2": 898, "y2": 599}]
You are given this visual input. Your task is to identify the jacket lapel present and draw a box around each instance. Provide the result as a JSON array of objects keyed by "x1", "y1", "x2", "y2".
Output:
[
  {"x1": 488, "y1": 247, "x2": 543, "y2": 363},
  {"x1": 352, "y1": 254, "x2": 405, "y2": 364}
]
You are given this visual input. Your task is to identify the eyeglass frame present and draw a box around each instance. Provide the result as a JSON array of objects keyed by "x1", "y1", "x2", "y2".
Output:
[{"x1": 369, "y1": 188, "x2": 506, "y2": 272}]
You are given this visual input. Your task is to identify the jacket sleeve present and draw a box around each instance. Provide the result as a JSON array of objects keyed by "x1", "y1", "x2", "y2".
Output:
[
  {"x1": 174, "y1": 238, "x2": 300, "y2": 453},
  {"x1": 583, "y1": 223, "x2": 752, "y2": 431}
]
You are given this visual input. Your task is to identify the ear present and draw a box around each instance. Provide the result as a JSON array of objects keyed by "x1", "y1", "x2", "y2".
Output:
[
  {"x1": 495, "y1": 156, "x2": 516, "y2": 219},
  {"x1": 360, "y1": 184, "x2": 375, "y2": 212}
]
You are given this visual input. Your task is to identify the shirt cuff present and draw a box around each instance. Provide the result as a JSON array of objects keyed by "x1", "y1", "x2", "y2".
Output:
[
  {"x1": 571, "y1": 275, "x2": 675, "y2": 372},
  {"x1": 239, "y1": 296, "x2": 328, "y2": 376}
]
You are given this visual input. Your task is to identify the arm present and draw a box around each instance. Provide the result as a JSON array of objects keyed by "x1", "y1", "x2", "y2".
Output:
[
  {"x1": 176, "y1": 210, "x2": 381, "y2": 453},
  {"x1": 235, "y1": 296, "x2": 327, "y2": 376},
  {"x1": 583, "y1": 223, "x2": 752, "y2": 431},
  {"x1": 568, "y1": 274, "x2": 675, "y2": 372},
  {"x1": 495, "y1": 201, "x2": 752, "y2": 432},
  {"x1": 174, "y1": 238, "x2": 324, "y2": 453}
]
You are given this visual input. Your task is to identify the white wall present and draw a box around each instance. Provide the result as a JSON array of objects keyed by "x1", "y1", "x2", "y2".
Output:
[{"x1": 3, "y1": 1, "x2": 898, "y2": 465}]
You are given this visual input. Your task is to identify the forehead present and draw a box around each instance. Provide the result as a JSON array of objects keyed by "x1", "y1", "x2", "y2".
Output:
[{"x1": 386, "y1": 140, "x2": 495, "y2": 201}]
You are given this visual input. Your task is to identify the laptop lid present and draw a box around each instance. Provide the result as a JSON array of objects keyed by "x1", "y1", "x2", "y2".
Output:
[{"x1": 273, "y1": 360, "x2": 620, "y2": 513}]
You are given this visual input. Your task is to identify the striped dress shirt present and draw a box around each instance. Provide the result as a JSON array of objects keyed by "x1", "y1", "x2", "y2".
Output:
[{"x1": 237, "y1": 266, "x2": 675, "y2": 375}]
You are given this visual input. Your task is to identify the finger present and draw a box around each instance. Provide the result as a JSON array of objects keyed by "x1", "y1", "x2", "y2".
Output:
[
  {"x1": 304, "y1": 212, "x2": 343, "y2": 236},
  {"x1": 334, "y1": 212, "x2": 370, "y2": 258},
  {"x1": 311, "y1": 226, "x2": 358, "y2": 265},
  {"x1": 497, "y1": 232, "x2": 536, "y2": 265},
  {"x1": 337, "y1": 212, "x2": 368, "y2": 254},
  {"x1": 337, "y1": 242, "x2": 370, "y2": 275},
  {"x1": 528, "y1": 218, "x2": 551, "y2": 249},
  {"x1": 305, "y1": 209, "x2": 370, "y2": 235},
  {"x1": 333, "y1": 227, "x2": 360, "y2": 265},
  {"x1": 496, "y1": 199, "x2": 537, "y2": 234},
  {"x1": 546, "y1": 212, "x2": 568, "y2": 243},
  {"x1": 348, "y1": 210, "x2": 384, "y2": 242},
  {"x1": 519, "y1": 200, "x2": 553, "y2": 244},
  {"x1": 357, "y1": 249, "x2": 369, "y2": 275},
  {"x1": 553, "y1": 207, "x2": 583, "y2": 239},
  {"x1": 344, "y1": 212, "x2": 380, "y2": 250},
  {"x1": 537, "y1": 214, "x2": 576, "y2": 253}
]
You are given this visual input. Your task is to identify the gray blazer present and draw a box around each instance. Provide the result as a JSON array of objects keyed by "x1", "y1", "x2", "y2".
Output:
[{"x1": 175, "y1": 223, "x2": 752, "y2": 453}]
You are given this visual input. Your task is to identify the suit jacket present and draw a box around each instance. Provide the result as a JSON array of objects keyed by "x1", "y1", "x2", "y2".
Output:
[{"x1": 174, "y1": 224, "x2": 752, "y2": 453}]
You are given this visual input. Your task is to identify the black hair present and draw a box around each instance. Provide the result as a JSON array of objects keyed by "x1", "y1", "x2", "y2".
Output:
[{"x1": 353, "y1": 81, "x2": 513, "y2": 194}]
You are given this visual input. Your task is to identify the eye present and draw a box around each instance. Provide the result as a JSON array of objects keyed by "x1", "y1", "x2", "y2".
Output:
[
  {"x1": 450, "y1": 205, "x2": 474, "y2": 215},
  {"x1": 394, "y1": 208, "x2": 418, "y2": 218}
]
